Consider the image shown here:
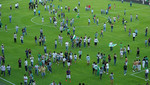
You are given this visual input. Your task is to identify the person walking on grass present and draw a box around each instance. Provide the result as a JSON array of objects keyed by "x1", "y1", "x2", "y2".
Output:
[
  {"x1": 66, "y1": 69, "x2": 71, "y2": 82},
  {"x1": 20, "y1": 35, "x2": 23, "y2": 44},
  {"x1": 88, "y1": 18, "x2": 90, "y2": 26},
  {"x1": 136, "y1": 47, "x2": 140, "y2": 58},
  {"x1": 14, "y1": 33, "x2": 17, "y2": 43},
  {"x1": 124, "y1": 63, "x2": 127, "y2": 75},
  {"x1": 99, "y1": 67, "x2": 103, "y2": 80},
  {"x1": 1, "y1": 64, "x2": 5, "y2": 76},
  {"x1": 24, "y1": 74, "x2": 28, "y2": 85},
  {"x1": 145, "y1": 27, "x2": 148, "y2": 36},
  {"x1": 29, "y1": 71, "x2": 34, "y2": 84},
  {"x1": 94, "y1": 37, "x2": 99, "y2": 46},
  {"x1": 86, "y1": 54, "x2": 90, "y2": 65},
  {"x1": 9, "y1": 14, "x2": 12, "y2": 23},
  {"x1": 110, "y1": 72, "x2": 114, "y2": 85},
  {"x1": 1, "y1": 44, "x2": 4, "y2": 56},
  {"x1": 18, "y1": 58, "x2": 22, "y2": 69},
  {"x1": 78, "y1": 49, "x2": 82, "y2": 60},
  {"x1": 55, "y1": 39, "x2": 57, "y2": 49},
  {"x1": 145, "y1": 68, "x2": 149, "y2": 81},
  {"x1": 114, "y1": 53, "x2": 117, "y2": 65},
  {"x1": 6, "y1": 64, "x2": 11, "y2": 76},
  {"x1": 24, "y1": 59, "x2": 28, "y2": 72},
  {"x1": 133, "y1": 32, "x2": 136, "y2": 41}
]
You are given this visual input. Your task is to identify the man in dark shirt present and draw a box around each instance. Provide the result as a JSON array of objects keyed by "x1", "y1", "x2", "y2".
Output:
[
  {"x1": 124, "y1": 64, "x2": 127, "y2": 75},
  {"x1": 66, "y1": 69, "x2": 71, "y2": 82}
]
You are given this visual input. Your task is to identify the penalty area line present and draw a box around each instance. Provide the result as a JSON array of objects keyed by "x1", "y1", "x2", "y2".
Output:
[{"x1": 0, "y1": 77, "x2": 16, "y2": 85}]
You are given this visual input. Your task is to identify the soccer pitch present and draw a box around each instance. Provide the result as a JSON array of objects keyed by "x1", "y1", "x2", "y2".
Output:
[{"x1": 0, "y1": 0, "x2": 150, "y2": 85}]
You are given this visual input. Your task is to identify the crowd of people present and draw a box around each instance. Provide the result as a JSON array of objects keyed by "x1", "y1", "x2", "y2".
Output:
[{"x1": 0, "y1": 0, "x2": 150, "y2": 85}]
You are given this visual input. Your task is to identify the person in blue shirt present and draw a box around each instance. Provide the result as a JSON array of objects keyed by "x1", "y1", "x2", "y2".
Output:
[
  {"x1": 130, "y1": 1, "x2": 132, "y2": 7},
  {"x1": 9, "y1": 14, "x2": 12, "y2": 23},
  {"x1": 38, "y1": 10, "x2": 40, "y2": 16}
]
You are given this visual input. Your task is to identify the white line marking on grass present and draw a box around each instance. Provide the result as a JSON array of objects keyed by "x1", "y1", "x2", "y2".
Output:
[
  {"x1": 130, "y1": 68, "x2": 150, "y2": 81},
  {"x1": 0, "y1": 77, "x2": 16, "y2": 85}
]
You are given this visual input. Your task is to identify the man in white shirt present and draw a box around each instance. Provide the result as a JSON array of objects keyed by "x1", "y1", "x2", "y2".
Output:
[
  {"x1": 52, "y1": 51, "x2": 57, "y2": 63},
  {"x1": 1, "y1": 64, "x2": 5, "y2": 76},
  {"x1": 20, "y1": 35, "x2": 24, "y2": 44},
  {"x1": 145, "y1": 68, "x2": 149, "y2": 81},
  {"x1": 109, "y1": 41, "x2": 113, "y2": 51},
  {"x1": 65, "y1": 41, "x2": 69, "y2": 51},
  {"x1": 24, "y1": 59, "x2": 28, "y2": 72},
  {"x1": 133, "y1": 32, "x2": 136, "y2": 41},
  {"x1": 14, "y1": 33, "x2": 17, "y2": 43},
  {"x1": 24, "y1": 74, "x2": 28, "y2": 85},
  {"x1": 94, "y1": 38, "x2": 99, "y2": 46},
  {"x1": 0, "y1": 4, "x2": 2, "y2": 9}
]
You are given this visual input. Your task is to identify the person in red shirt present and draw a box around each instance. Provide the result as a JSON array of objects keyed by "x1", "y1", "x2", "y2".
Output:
[{"x1": 88, "y1": 5, "x2": 91, "y2": 10}]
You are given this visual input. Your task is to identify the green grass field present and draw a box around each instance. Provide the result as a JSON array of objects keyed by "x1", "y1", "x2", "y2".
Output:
[{"x1": 0, "y1": 0, "x2": 150, "y2": 85}]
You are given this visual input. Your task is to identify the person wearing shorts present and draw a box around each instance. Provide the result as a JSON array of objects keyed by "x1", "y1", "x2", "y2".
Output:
[{"x1": 66, "y1": 69, "x2": 71, "y2": 82}]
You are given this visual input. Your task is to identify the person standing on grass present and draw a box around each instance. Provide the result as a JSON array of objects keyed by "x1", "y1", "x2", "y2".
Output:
[
  {"x1": 109, "y1": 41, "x2": 113, "y2": 51},
  {"x1": 35, "y1": 36, "x2": 37, "y2": 45},
  {"x1": 145, "y1": 68, "x2": 149, "y2": 81},
  {"x1": 24, "y1": 59, "x2": 28, "y2": 72},
  {"x1": 41, "y1": 65, "x2": 46, "y2": 78},
  {"x1": 18, "y1": 58, "x2": 22, "y2": 69},
  {"x1": 63, "y1": 57, "x2": 66, "y2": 67},
  {"x1": 120, "y1": 49, "x2": 123, "y2": 59},
  {"x1": 124, "y1": 63, "x2": 127, "y2": 75},
  {"x1": 114, "y1": 53, "x2": 117, "y2": 65},
  {"x1": 110, "y1": 72, "x2": 114, "y2": 85},
  {"x1": 129, "y1": 28, "x2": 131, "y2": 36},
  {"x1": 9, "y1": 14, "x2": 12, "y2": 23},
  {"x1": 87, "y1": 37, "x2": 91, "y2": 47},
  {"x1": 24, "y1": 74, "x2": 28, "y2": 85},
  {"x1": 124, "y1": 24, "x2": 126, "y2": 32},
  {"x1": 34, "y1": 9, "x2": 36, "y2": 15},
  {"x1": 24, "y1": 26, "x2": 27, "y2": 35},
  {"x1": 44, "y1": 45, "x2": 47, "y2": 53},
  {"x1": 78, "y1": 49, "x2": 82, "y2": 60},
  {"x1": 6, "y1": 64, "x2": 11, "y2": 76},
  {"x1": 25, "y1": 48, "x2": 29, "y2": 59},
  {"x1": 66, "y1": 69, "x2": 71, "y2": 82},
  {"x1": 38, "y1": 10, "x2": 40, "y2": 16},
  {"x1": 16, "y1": 25, "x2": 19, "y2": 34},
  {"x1": 14, "y1": 32, "x2": 17, "y2": 43},
  {"x1": 132, "y1": 32, "x2": 136, "y2": 41},
  {"x1": 94, "y1": 37, "x2": 99, "y2": 46},
  {"x1": 145, "y1": 27, "x2": 148, "y2": 36},
  {"x1": 127, "y1": 45, "x2": 130, "y2": 54},
  {"x1": 145, "y1": 39, "x2": 148, "y2": 47},
  {"x1": 86, "y1": 54, "x2": 90, "y2": 65},
  {"x1": 148, "y1": 38, "x2": 150, "y2": 46},
  {"x1": 29, "y1": 71, "x2": 34, "y2": 84},
  {"x1": 20, "y1": 35, "x2": 24, "y2": 44},
  {"x1": 124, "y1": 9, "x2": 126, "y2": 15},
  {"x1": 123, "y1": 46, "x2": 127, "y2": 58},
  {"x1": 55, "y1": 39, "x2": 57, "y2": 49},
  {"x1": 1, "y1": 44, "x2": 4, "y2": 56},
  {"x1": 96, "y1": 17, "x2": 99, "y2": 26},
  {"x1": 5, "y1": 24, "x2": 7, "y2": 32},
  {"x1": 1, "y1": 64, "x2": 5, "y2": 76},
  {"x1": 99, "y1": 67, "x2": 103, "y2": 80},
  {"x1": 95, "y1": 32, "x2": 98, "y2": 38},
  {"x1": 100, "y1": 29, "x2": 103, "y2": 37},
  {"x1": 136, "y1": 14, "x2": 138, "y2": 20},
  {"x1": 88, "y1": 18, "x2": 90, "y2": 26},
  {"x1": 65, "y1": 41, "x2": 69, "y2": 51},
  {"x1": 103, "y1": 22, "x2": 106, "y2": 31},
  {"x1": 106, "y1": 62, "x2": 109, "y2": 74},
  {"x1": 111, "y1": 24, "x2": 113, "y2": 32},
  {"x1": 136, "y1": 47, "x2": 140, "y2": 58}
]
